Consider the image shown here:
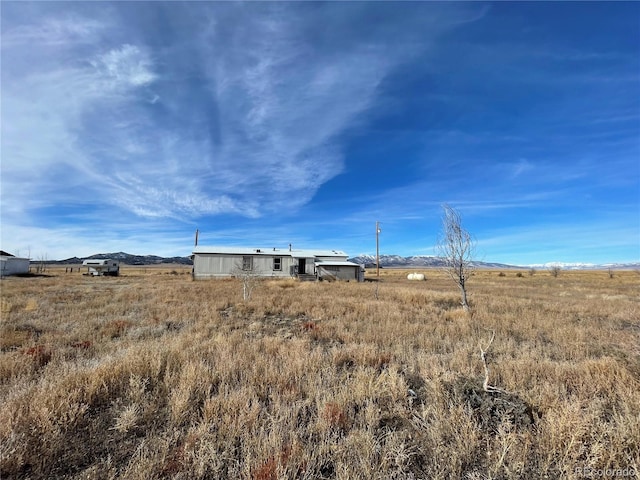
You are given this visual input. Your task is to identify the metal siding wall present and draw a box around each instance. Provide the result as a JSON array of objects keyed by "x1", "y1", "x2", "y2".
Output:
[
  {"x1": 194, "y1": 254, "x2": 230, "y2": 278},
  {"x1": 253, "y1": 256, "x2": 271, "y2": 275},
  {"x1": 282, "y1": 257, "x2": 295, "y2": 275},
  {"x1": 316, "y1": 256, "x2": 348, "y2": 262},
  {"x1": 194, "y1": 253, "x2": 295, "y2": 279},
  {"x1": 254, "y1": 256, "x2": 293, "y2": 277},
  {"x1": 317, "y1": 266, "x2": 359, "y2": 281},
  {"x1": 221, "y1": 256, "x2": 237, "y2": 273},
  {"x1": 335, "y1": 266, "x2": 357, "y2": 280},
  {"x1": 7, "y1": 258, "x2": 29, "y2": 276}
]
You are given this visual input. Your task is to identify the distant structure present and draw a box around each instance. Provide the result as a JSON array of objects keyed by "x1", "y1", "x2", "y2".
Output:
[
  {"x1": 191, "y1": 246, "x2": 364, "y2": 282},
  {"x1": 82, "y1": 259, "x2": 120, "y2": 276},
  {"x1": 0, "y1": 251, "x2": 30, "y2": 277}
]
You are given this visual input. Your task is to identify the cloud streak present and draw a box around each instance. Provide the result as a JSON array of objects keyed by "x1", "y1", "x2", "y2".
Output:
[{"x1": 3, "y1": 3, "x2": 479, "y2": 227}]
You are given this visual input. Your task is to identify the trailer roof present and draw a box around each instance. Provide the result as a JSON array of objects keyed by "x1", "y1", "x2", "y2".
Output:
[
  {"x1": 192, "y1": 246, "x2": 348, "y2": 258},
  {"x1": 315, "y1": 261, "x2": 362, "y2": 267}
]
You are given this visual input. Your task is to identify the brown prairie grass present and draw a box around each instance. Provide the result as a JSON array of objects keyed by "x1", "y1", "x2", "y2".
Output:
[{"x1": 0, "y1": 268, "x2": 638, "y2": 479}]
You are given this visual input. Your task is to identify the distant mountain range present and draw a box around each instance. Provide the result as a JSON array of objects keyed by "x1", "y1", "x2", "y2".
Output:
[
  {"x1": 55, "y1": 252, "x2": 193, "y2": 265},
  {"x1": 349, "y1": 254, "x2": 640, "y2": 270},
  {"x1": 349, "y1": 254, "x2": 519, "y2": 269},
  {"x1": 524, "y1": 261, "x2": 640, "y2": 271},
  {"x1": 50, "y1": 252, "x2": 639, "y2": 270}
]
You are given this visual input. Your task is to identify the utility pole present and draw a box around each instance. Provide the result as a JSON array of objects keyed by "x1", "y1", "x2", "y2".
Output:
[
  {"x1": 195, "y1": 229, "x2": 199, "y2": 247},
  {"x1": 376, "y1": 221, "x2": 381, "y2": 280}
]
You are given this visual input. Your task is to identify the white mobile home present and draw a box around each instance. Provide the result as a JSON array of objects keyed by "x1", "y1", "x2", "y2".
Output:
[
  {"x1": 191, "y1": 246, "x2": 364, "y2": 281},
  {"x1": 0, "y1": 252, "x2": 30, "y2": 277},
  {"x1": 83, "y1": 259, "x2": 120, "y2": 276}
]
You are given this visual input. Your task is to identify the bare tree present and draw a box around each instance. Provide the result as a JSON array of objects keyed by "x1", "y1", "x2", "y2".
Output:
[
  {"x1": 436, "y1": 204, "x2": 475, "y2": 311},
  {"x1": 232, "y1": 259, "x2": 261, "y2": 301},
  {"x1": 36, "y1": 252, "x2": 49, "y2": 274}
]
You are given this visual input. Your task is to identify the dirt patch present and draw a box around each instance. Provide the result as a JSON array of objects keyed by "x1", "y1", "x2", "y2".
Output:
[
  {"x1": 242, "y1": 313, "x2": 323, "y2": 340},
  {"x1": 378, "y1": 414, "x2": 412, "y2": 431},
  {"x1": 444, "y1": 376, "x2": 540, "y2": 433}
]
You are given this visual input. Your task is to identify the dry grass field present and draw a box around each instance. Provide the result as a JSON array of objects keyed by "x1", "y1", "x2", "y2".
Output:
[{"x1": 1, "y1": 266, "x2": 638, "y2": 479}]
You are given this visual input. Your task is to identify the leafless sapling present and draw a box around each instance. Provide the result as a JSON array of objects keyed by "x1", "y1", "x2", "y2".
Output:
[
  {"x1": 232, "y1": 259, "x2": 261, "y2": 301},
  {"x1": 436, "y1": 204, "x2": 475, "y2": 311}
]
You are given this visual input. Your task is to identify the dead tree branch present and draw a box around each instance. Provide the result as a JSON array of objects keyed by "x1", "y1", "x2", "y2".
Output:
[{"x1": 480, "y1": 330, "x2": 509, "y2": 394}]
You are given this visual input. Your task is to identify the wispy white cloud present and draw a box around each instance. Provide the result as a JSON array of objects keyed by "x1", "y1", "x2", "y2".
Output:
[
  {"x1": 1, "y1": 14, "x2": 105, "y2": 47},
  {"x1": 509, "y1": 159, "x2": 534, "y2": 179},
  {"x1": 1, "y1": 2, "x2": 484, "y2": 257},
  {"x1": 3, "y1": 2, "x2": 480, "y2": 229},
  {"x1": 91, "y1": 44, "x2": 156, "y2": 88}
]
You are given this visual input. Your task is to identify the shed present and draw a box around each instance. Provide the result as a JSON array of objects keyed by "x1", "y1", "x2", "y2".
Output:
[
  {"x1": 0, "y1": 252, "x2": 30, "y2": 277},
  {"x1": 316, "y1": 261, "x2": 365, "y2": 282}
]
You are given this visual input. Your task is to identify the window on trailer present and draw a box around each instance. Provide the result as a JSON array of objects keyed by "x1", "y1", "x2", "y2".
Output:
[
  {"x1": 242, "y1": 256, "x2": 253, "y2": 271},
  {"x1": 273, "y1": 257, "x2": 282, "y2": 271}
]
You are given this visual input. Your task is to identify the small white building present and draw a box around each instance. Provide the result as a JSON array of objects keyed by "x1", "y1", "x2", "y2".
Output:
[
  {"x1": 0, "y1": 251, "x2": 30, "y2": 277},
  {"x1": 191, "y1": 246, "x2": 364, "y2": 281}
]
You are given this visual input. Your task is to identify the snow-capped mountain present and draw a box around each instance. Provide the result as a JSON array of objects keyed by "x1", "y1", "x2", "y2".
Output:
[
  {"x1": 349, "y1": 255, "x2": 640, "y2": 270},
  {"x1": 526, "y1": 262, "x2": 640, "y2": 270},
  {"x1": 348, "y1": 254, "x2": 518, "y2": 269}
]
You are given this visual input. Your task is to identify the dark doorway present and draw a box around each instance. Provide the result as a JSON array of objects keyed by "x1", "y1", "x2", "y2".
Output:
[{"x1": 298, "y1": 258, "x2": 306, "y2": 274}]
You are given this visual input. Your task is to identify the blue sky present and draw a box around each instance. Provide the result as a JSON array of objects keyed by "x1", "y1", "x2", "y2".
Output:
[{"x1": 1, "y1": 2, "x2": 639, "y2": 265}]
